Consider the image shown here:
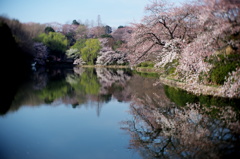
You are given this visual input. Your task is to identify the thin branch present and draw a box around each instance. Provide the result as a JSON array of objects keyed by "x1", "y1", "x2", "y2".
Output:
[
  {"x1": 134, "y1": 43, "x2": 157, "y2": 64},
  {"x1": 146, "y1": 32, "x2": 165, "y2": 45}
]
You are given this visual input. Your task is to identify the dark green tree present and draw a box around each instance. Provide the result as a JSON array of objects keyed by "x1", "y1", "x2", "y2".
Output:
[
  {"x1": 44, "y1": 26, "x2": 55, "y2": 34},
  {"x1": 65, "y1": 31, "x2": 76, "y2": 46},
  {"x1": 118, "y1": 26, "x2": 125, "y2": 29},
  {"x1": 35, "y1": 32, "x2": 68, "y2": 59},
  {"x1": 72, "y1": 20, "x2": 80, "y2": 25},
  {"x1": 105, "y1": 25, "x2": 112, "y2": 34}
]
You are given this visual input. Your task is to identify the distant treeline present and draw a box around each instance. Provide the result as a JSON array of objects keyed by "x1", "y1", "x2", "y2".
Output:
[{"x1": 0, "y1": 16, "x2": 132, "y2": 67}]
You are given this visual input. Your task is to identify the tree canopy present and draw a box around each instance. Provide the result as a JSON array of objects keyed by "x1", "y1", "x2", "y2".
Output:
[
  {"x1": 72, "y1": 20, "x2": 80, "y2": 25},
  {"x1": 66, "y1": 39, "x2": 86, "y2": 59},
  {"x1": 44, "y1": 26, "x2": 55, "y2": 34},
  {"x1": 36, "y1": 32, "x2": 68, "y2": 55},
  {"x1": 81, "y1": 39, "x2": 101, "y2": 65}
]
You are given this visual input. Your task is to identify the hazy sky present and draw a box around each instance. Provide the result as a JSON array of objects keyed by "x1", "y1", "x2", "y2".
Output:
[{"x1": 0, "y1": 0, "x2": 185, "y2": 28}]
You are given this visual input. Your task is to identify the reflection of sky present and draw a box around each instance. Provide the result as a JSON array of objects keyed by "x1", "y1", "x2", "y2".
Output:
[{"x1": 0, "y1": 99, "x2": 139, "y2": 159}]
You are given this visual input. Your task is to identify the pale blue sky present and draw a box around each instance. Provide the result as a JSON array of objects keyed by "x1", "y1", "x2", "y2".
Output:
[{"x1": 0, "y1": 0, "x2": 185, "y2": 28}]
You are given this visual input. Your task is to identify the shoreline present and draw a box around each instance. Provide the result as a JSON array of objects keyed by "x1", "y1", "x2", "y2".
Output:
[
  {"x1": 77, "y1": 65, "x2": 130, "y2": 68},
  {"x1": 158, "y1": 77, "x2": 225, "y2": 98},
  {"x1": 135, "y1": 67, "x2": 230, "y2": 98},
  {"x1": 76, "y1": 65, "x2": 235, "y2": 98}
]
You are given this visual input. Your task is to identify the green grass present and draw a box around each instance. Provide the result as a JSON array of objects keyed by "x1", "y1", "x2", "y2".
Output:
[
  {"x1": 207, "y1": 54, "x2": 240, "y2": 85},
  {"x1": 137, "y1": 61, "x2": 155, "y2": 68}
]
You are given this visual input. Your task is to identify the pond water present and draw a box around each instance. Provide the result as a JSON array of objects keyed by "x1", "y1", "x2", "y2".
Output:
[{"x1": 0, "y1": 67, "x2": 240, "y2": 159}]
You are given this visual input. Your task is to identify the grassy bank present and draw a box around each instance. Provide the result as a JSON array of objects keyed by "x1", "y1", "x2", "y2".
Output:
[
  {"x1": 159, "y1": 77, "x2": 224, "y2": 97},
  {"x1": 77, "y1": 65, "x2": 130, "y2": 68},
  {"x1": 134, "y1": 67, "x2": 229, "y2": 98}
]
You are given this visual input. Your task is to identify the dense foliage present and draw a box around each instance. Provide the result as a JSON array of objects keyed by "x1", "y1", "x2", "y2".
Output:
[
  {"x1": 0, "y1": 20, "x2": 34, "y2": 70},
  {"x1": 81, "y1": 39, "x2": 101, "y2": 65},
  {"x1": 66, "y1": 39, "x2": 86, "y2": 59},
  {"x1": 0, "y1": 16, "x2": 45, "y2": 55},
  {"x1": 44, "y1": 26, "x2": 55, "y2": 34},
  {"x1": 35, "y1": 32, "x2": 68, "y2": 58},
  {"x1": 66, "y1": 39, "x2": 101, "y2": 65}
]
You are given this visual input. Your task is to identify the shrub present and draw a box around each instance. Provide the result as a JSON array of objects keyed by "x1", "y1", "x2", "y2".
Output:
[
  {"x1": 134, "y1": 71, "x2": 159, "y2": 78},
  {"x1": 137, "y1": 61, "x2": 154, "y2": 68},
  {"x1": 210, "y1": 63, "x2": 236, "y2": 85},
  {"x1": 208, "y1": 54, "x2": 240, "y2": 85},
  {"x1": 100, "y1": 34, "x2": 113, "y2": 38},
  {"x1": 164, "y1": 59, "x2": 179, "y2": 75}
]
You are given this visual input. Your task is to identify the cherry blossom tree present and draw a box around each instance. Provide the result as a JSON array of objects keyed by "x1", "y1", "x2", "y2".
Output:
[
  {"x1": 177, "y1": 0, "x2": 240, "y2": 84},
  {"x1": 111, "y1": 26, "x2": 133, "y2": 43},
  {"x1": 88, "y1": 26, "x2": 105, "y2": 38},
  {"x1": 128, "y1": 0, "x2": 199, "y2": 64},
  {"x1": 96, "y1": 38, "x2": 129, "y2": 65},
  {"x1": 127, "y1": 0, "x2": 240, "y2": 96}
]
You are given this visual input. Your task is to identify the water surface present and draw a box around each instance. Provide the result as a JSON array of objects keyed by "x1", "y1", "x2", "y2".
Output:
[{"x1": 0, "y1": 67, "x2": 239, "y2": 159}]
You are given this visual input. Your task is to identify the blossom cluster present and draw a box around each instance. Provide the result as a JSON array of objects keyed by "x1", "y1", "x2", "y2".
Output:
[
  {"x1": 96, "y1": 38, "x2": 129, "y2": 65},
  {"x1": 222, "y1": 68, "x2": 240, "y2": 98}
]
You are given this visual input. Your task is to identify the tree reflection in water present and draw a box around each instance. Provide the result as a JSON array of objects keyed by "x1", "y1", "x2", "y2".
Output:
[
  {"x1": 1, "y1": 67, "x2": 240, "y2": 158},
  {"x1": 122, "y1": 83, "x2": 240, "y2": 159},
  {"x1": 1, "y1": 67, "x2": 133, "y2": 116}
]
